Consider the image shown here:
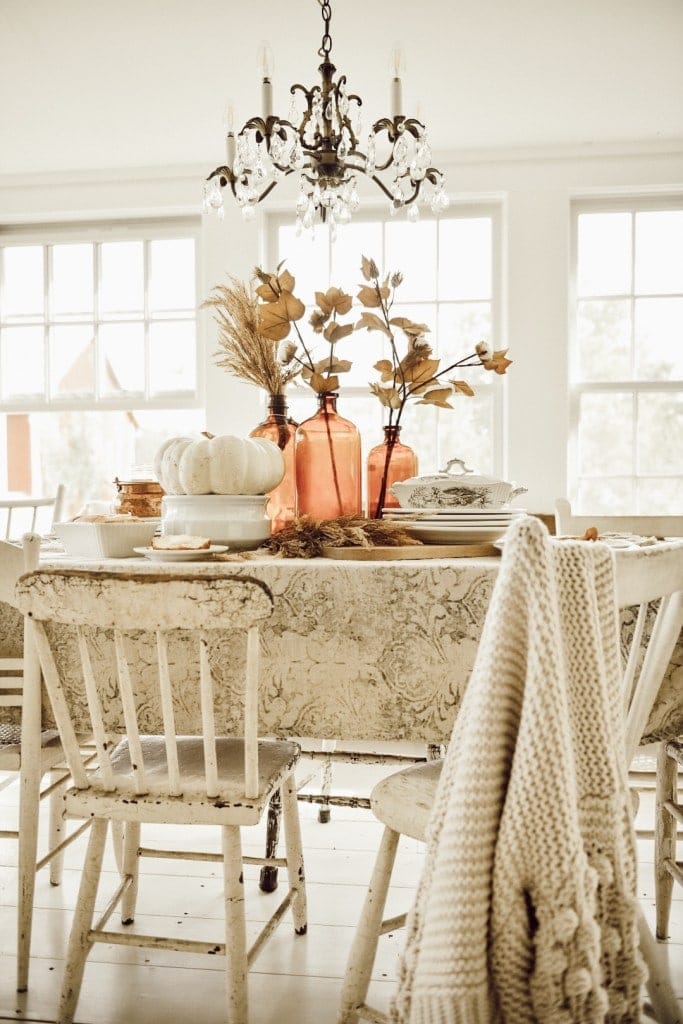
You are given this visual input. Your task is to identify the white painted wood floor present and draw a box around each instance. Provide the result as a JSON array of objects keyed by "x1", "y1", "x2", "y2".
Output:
[{"x1": 0, "y1": 755, "x2": 681, "y2": 1024}]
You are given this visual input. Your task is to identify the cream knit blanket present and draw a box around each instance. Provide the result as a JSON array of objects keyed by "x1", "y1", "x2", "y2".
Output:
[{"x1": 392, "y1": 516, "x2": 645, "y2": 1024}]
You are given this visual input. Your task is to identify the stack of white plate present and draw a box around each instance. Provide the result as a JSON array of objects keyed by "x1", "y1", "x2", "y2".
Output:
[{"x1": 381, "y1": 506, "x2": 526, "y2": 544}]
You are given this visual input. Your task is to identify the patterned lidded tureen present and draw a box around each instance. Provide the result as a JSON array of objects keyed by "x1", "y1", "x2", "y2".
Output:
[{"x1": 389, "y1": 458, "x2": 527, "y2": 510}]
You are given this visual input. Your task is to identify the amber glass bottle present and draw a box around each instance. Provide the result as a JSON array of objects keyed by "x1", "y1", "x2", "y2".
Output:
[
  {"x1": 250, "y1": 393, "x2": 297, "y2": 533},
  {"x1": 295, "y1": 392, "x2": 361, "y2": 518},
  {"x1": 366, "y1": 424, "x2": 418, "y2": 518}
]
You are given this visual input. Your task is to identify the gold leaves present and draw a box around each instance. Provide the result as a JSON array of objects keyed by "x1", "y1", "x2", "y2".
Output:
[
  {"x1": 402, "y1": 357, "x2": 440, "y2": 390},
  {"x1": 373, "y1": 359, "x2": 395, "y2": 382},
  {"x1": 254, "y1": 268, "x2": 295, "y2": 302},
  {"x1": 361, "y1": 255, "x2": 380, "y2": 281},
  {"x1": 355, "y1": 311, "x2": 392, "y2": 336},
  {"x1": 480, "y1": 348, "x2": 512, "y2": 375},
  {"x1": 258, "y1": 291, "x2": 306, "y2": 342},
  {"x1": 416, "y1": 387, "x2": 454, "y2": 409},
  {"x1": 452, "y1": 379, "x2": 475, "y2": 396},
  {"x1": 389, "y1": 317, "x2": 430, "y2": 337},
  {"x1": 324, "y1": 322, "x2": 354, "y2": 344},
  {"x1": 357, "y1": 284, "x2": 389, "y2": 308},
  {"x1": 370, "y1": 382, "x2": 402, "y2": 409},
  {"x1": 309, "y1": 372, "x2": 340, "y2": 394},
  {"x1": 316, "y1": 287, "x2": 353, "y2": 316}
]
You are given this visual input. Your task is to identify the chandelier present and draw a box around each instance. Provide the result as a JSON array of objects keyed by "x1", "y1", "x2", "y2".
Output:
[{"x1": 203, "y1": 0, "x2": 448, "y2": 232}]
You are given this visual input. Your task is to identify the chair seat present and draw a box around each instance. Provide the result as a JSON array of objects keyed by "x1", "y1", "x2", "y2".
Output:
[
  {"x1": 65, "y1": 736, "x2": 301, "y2": 826},
  {"x1": 370, "y1": 759, "x2": 442, "y2": 842},
  {"x1": 0, "y1": 726, "x2": 63, "y2": 772}
]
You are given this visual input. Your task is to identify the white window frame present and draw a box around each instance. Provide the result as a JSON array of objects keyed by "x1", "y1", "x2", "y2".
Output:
[
  {"x1": 264, "y1": 201, "x2": 506, "y2": 475},
  {"x1": 0, "y1": 216, "x2": 204, "y2": 414},
  {"x1": 568, "y1": 196, "x2": 683, "y2": 510}
]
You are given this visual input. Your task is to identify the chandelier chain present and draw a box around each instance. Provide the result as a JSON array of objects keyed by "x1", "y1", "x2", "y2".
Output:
[{"x1": 317, "y1": 0, "x2": 333, "y2": 59}]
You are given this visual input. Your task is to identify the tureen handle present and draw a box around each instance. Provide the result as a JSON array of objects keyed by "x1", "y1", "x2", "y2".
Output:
[{"x1": 440, "y1": 457, "x2": 473, "y2": 476}]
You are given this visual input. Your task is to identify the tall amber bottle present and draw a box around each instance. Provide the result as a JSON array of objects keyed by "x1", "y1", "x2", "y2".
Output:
[
  {"x1": 295, "y1": 392, "x2": 361, "y2": 518},
  {"x1": 249, "y1": 393, "x2": 297, "y2": 533}
]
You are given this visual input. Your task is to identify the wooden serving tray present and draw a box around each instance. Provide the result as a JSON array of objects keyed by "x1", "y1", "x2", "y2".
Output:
[{"x1": 321, "y1": 543, "x2": 501, "y2": 561}]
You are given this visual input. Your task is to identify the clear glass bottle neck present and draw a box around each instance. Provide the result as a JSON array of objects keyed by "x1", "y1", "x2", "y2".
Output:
[
  {"x1": 383, "y1": 424, "x2": 402, "y2": 442},
  {"x1": 317, "y1": 391, "x2": 339, "y2": 413},
  {"x1": 267, "y1": 393, "x2": 289, "y2": 418}
]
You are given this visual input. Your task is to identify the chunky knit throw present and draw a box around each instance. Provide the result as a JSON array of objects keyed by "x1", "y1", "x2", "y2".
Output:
[{"x1": 392, "y1": 516, "x2": 645, "y2": 1024}]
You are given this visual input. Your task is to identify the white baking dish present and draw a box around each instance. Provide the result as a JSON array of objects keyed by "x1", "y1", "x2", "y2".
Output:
[{"x1": 54, "y1": 520, "x2": 159, "y2": 558}]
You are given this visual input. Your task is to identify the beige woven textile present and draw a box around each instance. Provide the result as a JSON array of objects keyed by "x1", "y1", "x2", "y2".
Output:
[{"x1": 393, "y1": 516, "x2": 644, "y2": 1024}]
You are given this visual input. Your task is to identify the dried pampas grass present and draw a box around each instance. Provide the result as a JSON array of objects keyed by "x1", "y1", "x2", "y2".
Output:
[
  {"x1": 261, "y1": 515, "x2": 423, "y2": 559},
  {"x1": 203, "y1": 277, "x2": 300, "y2": 394}
]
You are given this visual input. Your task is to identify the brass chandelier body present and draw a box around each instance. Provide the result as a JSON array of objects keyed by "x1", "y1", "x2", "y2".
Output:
[{"x1": 204, "y1": 0, "x2": 448, "y2": 230}]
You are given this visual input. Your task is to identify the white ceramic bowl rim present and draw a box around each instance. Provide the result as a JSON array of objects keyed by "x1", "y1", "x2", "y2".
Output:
[{"x1": 161, "y1": 494, "x2": 268, "y2": 504}]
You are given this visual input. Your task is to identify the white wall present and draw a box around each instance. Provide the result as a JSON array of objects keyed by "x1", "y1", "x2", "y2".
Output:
[{"x1": 2, "y1": 1, "x2": 683, "y2": 510}]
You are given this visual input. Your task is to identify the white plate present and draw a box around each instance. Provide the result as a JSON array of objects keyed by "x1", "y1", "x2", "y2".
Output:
[
  {"x1": 133, "y1": 545, "x2": 228, "y2": 562},
  {"x1": 404, "y1": 523, "x2": 509, "y2": 544},
  {"x1": 384, "y1": 513, "x2": 522, "y2": 525},
  {"x1": 382, "y1": 507, "x2": 526, "y2": 518}
]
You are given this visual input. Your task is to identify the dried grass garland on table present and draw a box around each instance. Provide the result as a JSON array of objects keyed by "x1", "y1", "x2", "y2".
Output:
[{"x1": 260, "y1": 515, "x2": 423, "y2": 559}]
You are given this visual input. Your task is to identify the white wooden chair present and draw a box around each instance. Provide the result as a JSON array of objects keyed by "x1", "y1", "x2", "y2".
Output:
[
  {"x1": 338, "y1": 533, "x2": 683, "y2": 1024},
  {"x1": 554, "y1": 497, "x2": 683, "y2": 541},
  {"x1": 0, "y1": 533, "x2": 91, "y2": 993},
  {"x1": 656, "y1": 739, "x2": 683, "y2": 941},
  {"x1": 0, "y1": 484, "x2": 66, "y2": 540},
  {"x1": 15, "y1": 568, "x2": 308, "y2": 1024}
]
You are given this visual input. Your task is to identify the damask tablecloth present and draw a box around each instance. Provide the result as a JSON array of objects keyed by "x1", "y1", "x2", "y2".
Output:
[{"x1": 1, "y1": 554, "x2": 681, "y2": 744}]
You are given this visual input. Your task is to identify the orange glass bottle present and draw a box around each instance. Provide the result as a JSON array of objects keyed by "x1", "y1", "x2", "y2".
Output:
[
  {"x1": 295, "y1": 392, "x2": 361, "y2": 518},
  {"x1": 366, "y1": 425, "x2": 418, "y2": 518},
  {"x1": 250, "y1": 393, "x2": 297, "y2": 533}
]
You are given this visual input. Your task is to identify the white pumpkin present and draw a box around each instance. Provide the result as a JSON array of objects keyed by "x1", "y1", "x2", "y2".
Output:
[{"x1": 153, "y1": 434, "x2": 284, "y2": 496}]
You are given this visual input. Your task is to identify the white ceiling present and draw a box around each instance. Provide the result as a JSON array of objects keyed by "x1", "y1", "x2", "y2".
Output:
[{"x1": 2, "y1": 0, "x2": 683, "y2": 177}]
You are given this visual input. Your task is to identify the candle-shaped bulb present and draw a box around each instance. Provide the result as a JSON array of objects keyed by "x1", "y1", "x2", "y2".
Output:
[
  {"x1": 224, "y1": 102, "x2": 235, "y2": 134},
  {"x1": 224, "y1": 101, "x2": 236, "y2": 167},
  {"x1": 257, "y1": 42, "x2": 274, "y2": 121},
  {"x1": 389, "y1": 44, "x2": 405, "y2": 119}
]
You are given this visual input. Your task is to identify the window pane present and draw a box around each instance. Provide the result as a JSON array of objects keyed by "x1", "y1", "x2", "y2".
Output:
[
  {"x1": 30, "y1": 408, "x2": 204, "y2": 518},
  {"x1": 2, "y1": 246, "x2": 43, "y2": 320},
  {"x1": 345, "y1": 321, "x2": 386, "y2": 388},
  {"x1": 149, "y1": 321, "x2": 196, "y2": 393},
  {"x1": 385, "y1": 221, "x2": 437, "y2": 301},
  {"x1": 635, "y1": 210, "x2": 683, "y2": 295},
  {"x1": 634, "y1": 297, "x2": 683, "y2": 379},
  {"x1": 578, "y1": 477, "x2": 634, "y2": 514},
  {"x1": 437, "y1": 302, "x2": 491, "y2": 368},
  {"x1": 578, "y1": 392, "x2": 633, "y2": 475},
  {"x1": 432, "y1": 394, "x2": 495, "y2": 475},
  {"x1": 576, "y1": 299, "x2": 631, "y2": 381},
  {"x1": 276, "y1": 226, "x2": 329, "y2": 298},
  {"x1": 577, "y1": 213, "x2": 631, "y2": 296},
  {"x1": 149, "y1": 238, "x2": 196, "y2": 312},
  {"x1": 439, "y1": 218, "x2": 492, "y2": 300},
  {"x1": 637, "y1": 392, "x2": 683, "y2": 475},
  {"x1": 52, "y1": 244, "x2": 94, "y2": 317},
  {"x1": 330, "y1": 222, "x2": 383, "y2": 293},
  {"x1": 101, "y1": 241, "x2": 144, "y2": 315},
  {"x1": 1, "y1": 326, "x2": 44, "y2": 398},
  {"x1": 49, "y1": 325, "x2": 95, "y2": 397},
  {"x1": 636, "y1": 478, "x2": 682, "y2": 515},
  {"x1": 100, "y1": 323, "x2": 145, "y2": 395}
]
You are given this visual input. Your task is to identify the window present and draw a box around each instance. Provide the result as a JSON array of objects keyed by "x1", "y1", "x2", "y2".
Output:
[
  {"x1": 570, "y1": 200, "x2": 683, "y2": 513},
  {"x1": 0, "y1": 219, "x2": 204, "y2": 516},
  {"x1": 266, "y1": 206, "x2": 503, "y2": 478}
]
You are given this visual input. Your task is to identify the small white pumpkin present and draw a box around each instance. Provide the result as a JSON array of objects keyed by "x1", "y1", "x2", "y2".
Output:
[{"x1": 154, "y1": 434, "x2": 284, "y2": 496}]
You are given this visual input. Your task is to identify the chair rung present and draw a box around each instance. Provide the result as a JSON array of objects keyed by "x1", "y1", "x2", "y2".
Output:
[
  {"x1": 301, "y1": 749, "x2": 428, "y2": 767},
  {"x1": 664, "y1": 859, "x2": 683, "y2": 886},
  {"x1": 663, "y1": 800, "x2": 683, "y2": 826},
  {"x1": 356, "y1": 1004, "x2": 389, "y2": 1024},
  {"x1": 0, "y1": 829, "x2": 19, "y2": 839},
  {"x1": 0, "y1": 693, "x2": 22, "y2": 706},
  {"x1": 137, "y1": 845, "x2": 287, "y2": 869},
  {"x1": 297, "y1": 792, "x2": 372, "y2": 809},
  {"x1": 35, "y1": 820, "x2": 91, "y2": 872},
  {"x1": 91, "y1": 930, "x2": 226, "y2": 955},
  {"x1": 247, "y1": 892, "x2": 294, "y2": 966},
  {"x1": 379, "y1": 912, "x2": 407, "y2": 936}
]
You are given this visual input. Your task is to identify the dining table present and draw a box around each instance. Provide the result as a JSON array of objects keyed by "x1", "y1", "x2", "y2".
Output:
[{"x1": 1, "y1": 546, "x2": 681, "y2": 747}]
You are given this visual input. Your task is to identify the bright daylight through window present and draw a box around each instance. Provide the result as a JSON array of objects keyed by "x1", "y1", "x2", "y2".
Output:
[
  {"x1": 267, "y1": 208, "x2": 502, "y2": 480},
  {"x1": 572, "y1": 202, "x2": 683, "y2": 513},
  {"x1": 0, "y1": 222, "x2": 204, "y2": 517}
]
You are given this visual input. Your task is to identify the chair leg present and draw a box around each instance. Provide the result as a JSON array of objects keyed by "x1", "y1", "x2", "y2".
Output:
[
  {"x1": 281, "y1": 774, "x2": 307, "y2": 935},
  {"x1": 637, "y1": 907, "x2": 683, "y2": 1024},
  {"x1": 58, "y1": 818, "x2": 108, "y2": 1024},
  {"x1": 120, "y1": 821, "x2": 141, "y2": 925},
  {"x1": 259, "y1": 788, "x2": 281, "y2": 893},
  {"x1": 223, "y1": 825, "x2": 248, "y2": 1024},
  {"x1": 48, "y1": 769, "x2": 66, "y2": 886},
  {"x1": 318, "y1": 739, "x2": 336, "y2": 823},
  {"x1": 655, "y1": 743, "x2": 678, "y2": 940},
  {"x1": 16, "y1": 761, "x2": 42, "y2": 992},
  {"x1": 338, "y1": 826, "x2": 400, "y2": 1024}
]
